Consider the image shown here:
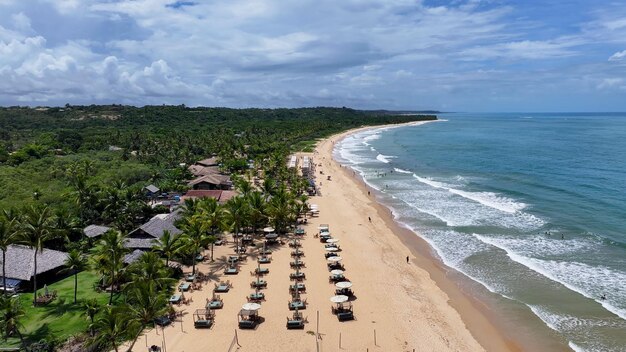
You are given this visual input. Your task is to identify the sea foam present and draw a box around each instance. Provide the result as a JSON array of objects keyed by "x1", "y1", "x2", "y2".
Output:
[{"x1": 376, "y1": 154, "x2": 396, "y2": 163}]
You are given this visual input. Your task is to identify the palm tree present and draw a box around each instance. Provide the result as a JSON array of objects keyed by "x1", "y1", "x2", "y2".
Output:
[
  {"x1": 89, "y1": 305, "x2": 137, "y2": 352},
  {"x1": 152, "y1": 230, "x2": 181, "y2": 267},
  {"x1": 124, "y1": 281, "x2": 168, "y2": 352},
  {"x1": 91, "y1": 230, "x2": 130, "y2": 305},
  {"x1": 61, "y1": 249, "x2": 88, "y2": 304},
  {"x1": 19, "y1": 205, "x2": 58, "y2": 305},
  {"x1": 234, "y1": 177, "x2": 253, "y2": 197},
  {"x1": 0, "y1": 217, "x2": 20, "y2": 296},
  {"x1": 0, "y1": 296, "x2": 25, "y2": 346},
  {"x1": 246, "y1": 191, "x2": 267, "y2": 235},
  {"x1": 266, "y1": 188, "x2": 293, "y2": 233},
  {"x1": 83, "y1": 298, "x2": 100, "y2": 337},
  {"x1": 224, "y1": 196, "x2": 249, "y2": 249},
  {"x1": 125, "y1": 252, "x2": 174, "y2": 291},
  {"x1": 180, "y1": 217, "x2": 209, "y2": 275},
  {"x1": 197, "y1": 197, "x2": 224, "y2": 261}
]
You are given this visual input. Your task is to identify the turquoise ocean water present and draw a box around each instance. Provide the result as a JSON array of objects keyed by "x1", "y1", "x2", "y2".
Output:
[{"x1": 334, "y1": 113, "x2": 626, "y2": 352}]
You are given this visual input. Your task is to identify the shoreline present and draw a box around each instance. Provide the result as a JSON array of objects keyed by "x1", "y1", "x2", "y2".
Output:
[
  {"x1": 322, "y1": 121, "x2": 569, "y2": 352},
  {"x1": 122, "y1": 119, "x2": 568, "y2": 352}
]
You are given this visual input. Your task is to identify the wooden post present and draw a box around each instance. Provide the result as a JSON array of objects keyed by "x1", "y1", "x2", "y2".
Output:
[
  {"x1": 339, "y1": 332, "x2": 342, "y2": 349},
  {"x1": 162, "y1": 325, "x2": 167, "y2": 352},
  {"x1": 316, "y1": 310, "x2": 320, "y2": 338},
  {"x1": 374, "y1": 329, "x2": 377, "y2": 346}
]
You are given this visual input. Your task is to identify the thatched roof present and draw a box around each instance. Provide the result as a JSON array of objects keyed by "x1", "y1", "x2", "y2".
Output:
[
  {"x1": 83, "y1": 224, "x2": 111, "y2": 238},
  {"x1": 188, "y1": 174, "x2": 231, "y2": 187},
  {"x1": 219, "y1": 190, "x2": 238, "y2": 203},
  {"x1": 0, "y1": 245, "x2": 68, "y2": 281},
  {"x1": 180, "y1": 190, "x2": 238, "y2": 204},
  {"x1": 125, "y1": 238, "x2": 158, "y2": 249},
  {"x1": 124, "y1": 249, "x2": 145, "y2": 264},
  {"x1": 188, "y1": 165, "x2": 221, "y2": 177},
  {"x1": 196, "y1": 157, "x2": 219, "y2": 167},
  {"x1": 145, "y1": 184, "x2": 160, "y2": 193},
  {"x1": 129, "y1": 211, "x2": 182, "y2": 239}
]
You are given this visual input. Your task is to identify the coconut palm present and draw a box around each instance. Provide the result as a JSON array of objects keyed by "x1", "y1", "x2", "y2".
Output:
[
  {"x1": 224, "y1": 196, "x2": 249, "y2": 248},
  {"x1": 234, "y1": 177, "x2": 253, "y2": 197},
  {"x1": 0, "y1": 295, "x2": 25, "y2": 346},
  {"x1": 124, "y1": 281, "x2": 168, "y2": 352},
  {"x1": 83, "y1": 298, "x2": 100, "y2": 337},
  {"x1": 125, "y1": 251, "x2": 174, "y2": 291},
  {"x1": 61, "y1": 249, "x2": 88, "y2": 304},
  {"x1": 197, "y1": 197, "x2": 225, "y2": 260},
  {"x1": 179, "y1": 217, "x2": 210, "y2": 275},
  {"x1": 151, "y1": 230, "x2": 181, "y2": 267},
  {"x1": 89, "y1": 305, "x2": 137, "y2": 352},
  {"x1": 91, "y1": 230, "x2": 130, "y2": 305},
  {"x1": 246, "y1": 191, "x2": 267, "y2": 235},
  {"x1": 0, "y1": 217, "x2": 20, "y2": 296},
  {"x1": 266, "y1": 188, "x2": 293, "y2": 233},
  {"x1": 19, "y1": 205, "x2": 58, "y2": 305}
]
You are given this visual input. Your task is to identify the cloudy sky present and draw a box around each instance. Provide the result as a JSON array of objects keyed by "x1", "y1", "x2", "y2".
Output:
[{"x1": 1, "y1": 0, "x2": 626, "y2": 111}]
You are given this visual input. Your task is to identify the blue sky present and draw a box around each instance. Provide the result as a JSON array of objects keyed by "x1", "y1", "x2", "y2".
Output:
[{"x1": 1, "y1": 0, "x2": 626, "y2": 111}]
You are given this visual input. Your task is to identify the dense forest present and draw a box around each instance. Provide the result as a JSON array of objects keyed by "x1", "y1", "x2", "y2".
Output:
[{"x1": 0, "y1": 105, "x2": 435, "y2": 211}]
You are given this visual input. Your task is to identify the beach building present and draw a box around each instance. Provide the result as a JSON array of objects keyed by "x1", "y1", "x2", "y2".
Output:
[
  {"x1": 144, "y1": 184, "x2": 160, "y2": 195},
  {"x1": 188, "y1": 174, "x2": 232, "y2": 190},
  {"x1": 83, "y1": 224, "x2": 111, "y2": 239},
  {"x1": 126, "y1": 211, "x2": 182, "y2": 250},
  {"x1": 0, "y1": 245, "x2": 68, "y2": 292},
  {"x1": 180, "y1": 189, "x2": 238, "y2": 204},
  {"x1": 302, "y1": 156, "x2": 312, "y2": 177},
  {"x1": 196, "y1": 156, "x2": 219, "y2": 167},
  {"x1": 287, "y1": 155, "x2": 298, "y2": 168}
]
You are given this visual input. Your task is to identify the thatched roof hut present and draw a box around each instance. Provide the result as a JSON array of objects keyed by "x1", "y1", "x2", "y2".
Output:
[{"x1": 0, "y1": 245, "x2": 68, "y2": 289}]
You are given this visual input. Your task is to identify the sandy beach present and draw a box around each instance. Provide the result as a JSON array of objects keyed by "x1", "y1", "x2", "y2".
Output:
[{"x1": 125, "y1": 121, "x2": 519, "y2": 352}]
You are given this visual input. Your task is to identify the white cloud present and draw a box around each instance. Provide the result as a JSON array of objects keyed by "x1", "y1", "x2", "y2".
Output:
[
  {"x1": 460, "y1": 38, "x2": 582, "y2": 60},
  {"x1": 0, "y1": 0, "x2": 624, "y2": 110},
  {"x1": 608, "y1": 50, "x2": 626, "y2": 61},
  {"x1": 11, "y1": 12, "x2": 31, "y2": 31}
]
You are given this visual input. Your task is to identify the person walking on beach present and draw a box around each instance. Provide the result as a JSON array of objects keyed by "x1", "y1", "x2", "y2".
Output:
[
  {"x1": 406, "y1": 256, "x2": 410, "y2": 264},
  {"x1": 368, "y1": 216, "x2": 371, "y2": 222}
]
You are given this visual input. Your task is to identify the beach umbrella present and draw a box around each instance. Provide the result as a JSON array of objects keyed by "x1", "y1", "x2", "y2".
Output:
[
  {"x1": 326, "y1": 238, "x2": 339, "y2": 243},
  {"x1": 242, "y1": 302, "x2": 261, "y2": 311},
  {"x1": 330, "y1": 295, "x2": 349, "y2": 303},
  {"x1": 325, "y1": 247, "x2": 338, "y2": 252},
  {"x1": 263, "y1": 227, "x2": 275, "y2": 233},
  {"x1": 327, "y1": 256, "x2": 342, "y2": 262},
  {"x1": 318, "y1": 224, "x2": 328, "y2": 230},
  {"x1": 330, "y1": 269, "x2": 344, "y2": 275},
  {"x1": 265, "y1": 233, "x2": 278, "y2": 239},
  {"x1": 335, "y1": 281, "x2": 352, "y2": 289}
]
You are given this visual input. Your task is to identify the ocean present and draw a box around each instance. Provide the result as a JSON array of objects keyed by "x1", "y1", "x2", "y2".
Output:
[{"x1": 334, "y1": 113, "x2": 626, "y2": 352}]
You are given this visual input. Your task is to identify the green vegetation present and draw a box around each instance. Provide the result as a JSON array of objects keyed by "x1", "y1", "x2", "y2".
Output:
[
  {"x1": 1, "y1": 271, "x2": 115, "y2": 348},
  {"x1": 0, "y1": 105, "x2": 436, "y2": 351}
]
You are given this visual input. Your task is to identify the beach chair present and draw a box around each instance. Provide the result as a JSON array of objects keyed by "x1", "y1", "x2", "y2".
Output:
[
  {"x1": 337, "y1": 311, "x2": 354, "y2": 322},
  {"x1": 193, "y1": 309, "x2": 214, "y2": 329},
  {"x1": 286, "y1": 317, "x2": 305, "y2": 329}
]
